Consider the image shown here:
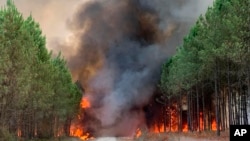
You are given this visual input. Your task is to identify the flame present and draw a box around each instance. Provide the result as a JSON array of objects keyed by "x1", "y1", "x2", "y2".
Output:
[
  {"x1": 17, "y1": 128, "x2": 21, "y2": 137},
  {"x1": 81, "y1": 97, "x2": 91, "y2": 108},
  {"x1": 199, "y1": 112, "x2": 203, "y2": 131},
  {"x1": 80, "y1": 133, "x2": 93, "y2": 140},
  {"x1": 211, "y1": 119, "x2": 217, "y2": 131},
  {"x1": 70, "y1": 123, "x2": 93, "y2": 140},
  {"x1": 70, "y1": 98, "x2": 93, "y2": 140},
  {"x1": 149, "y1": 110, "x2": 219, "y2": 133},
  {"x1": 151, "y1": 123, "x2": 164, "y2": 133},
  {"x1": 182, "y1": 123, "x2": 188, "y2": 132},
  {"x1": 136, "y1": 128, "x2": 142, "y2": 138}
]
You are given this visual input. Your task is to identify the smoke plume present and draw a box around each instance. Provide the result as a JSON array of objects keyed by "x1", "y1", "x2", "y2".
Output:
[{"x1": 62, "y1": 0, "x2": 213, "y2": 137}]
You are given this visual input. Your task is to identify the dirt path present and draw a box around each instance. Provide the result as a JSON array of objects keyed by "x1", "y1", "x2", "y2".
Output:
[
  {"x1": 67, "y1": 131, "x2": 229, "y2": 141},
  {"x1": 168, "y1": 136, "x2": 227, "y2": 141},
  {"x1": 84, "y1": 136, "x2": 228, "y2": 141}
]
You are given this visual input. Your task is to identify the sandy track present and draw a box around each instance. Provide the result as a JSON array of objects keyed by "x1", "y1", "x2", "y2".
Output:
[{"x1": 84, "y1": 136, "x2": 227, "y2": 141}]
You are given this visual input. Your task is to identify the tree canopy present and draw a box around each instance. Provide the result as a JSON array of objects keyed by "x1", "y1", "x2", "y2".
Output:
[{"x1": 0, "y1": 0, "x2": 81, "y2": 139}]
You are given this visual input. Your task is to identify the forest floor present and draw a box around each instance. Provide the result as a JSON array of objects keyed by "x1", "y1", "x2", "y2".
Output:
[
  {"x1": 135, "y1": 130, "x2": 230, "y2": 141},
  {"x1": 60, "y1": 130, "x2": 229, "y2": 141}
]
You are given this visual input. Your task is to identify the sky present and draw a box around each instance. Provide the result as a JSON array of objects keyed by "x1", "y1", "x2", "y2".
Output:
[
  {"x1": 0, "y1": 0, "x2": 213, "y2": 57},
  {"x1": 0, "y1": 0, "x2": 88, "y2": 52}
]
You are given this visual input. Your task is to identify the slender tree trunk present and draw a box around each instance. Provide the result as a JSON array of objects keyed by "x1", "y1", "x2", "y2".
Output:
[
  {"x1": 247, "y1": 67, "x2": 250, "y2": 125},
  {"x1": 179, "y1": 93, "x2": 182, "y2": 132},
  {"x1": 214, "y1": 61, "x2": 220, "y2": 136},
  {"x1": 196, "y1": 85, "x2": 200, "y2": 132},
  {"x1": 221, "y1": 89, "x2": 225, "y2": 130},
  {"x1": 223, "y1": 89, "x2": 227, "y2": 129},
  {"x1": 168, "y1": 98, "x2": 171, "y2": 132},
  {"x1": 190, "y1": 90, "x2": 193, "y2": 132},
  {"x1": 164, "y1": 102, "x2": 166, "y2": 132},
  {"x1": 202, "y1": 82, "x2": 206, "y2": 131},
  {"x1": 233, "y1": 91, "x2": 238, "y2": 125},
  {"x1": 208, "y1": 103, "x2": 211, "y2": 131},
  {"x1": 187, "y1": 91, "x2": 191, "y2": 132},
  {"x1": 227, "y1": 60, "x2": 232, "y2": 125},
  {"x1": 243, "y1": 92, "x2": 248, "y2": 124}
]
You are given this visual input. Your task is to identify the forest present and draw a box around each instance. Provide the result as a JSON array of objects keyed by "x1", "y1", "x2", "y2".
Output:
[
  {"x1": 0, "y1": 0, "x2": 82, "y2": 140},
  {"x1": 159, "y1": 0, "x2": 249, "y2": 137},
  {"x1": 0, "y1": 0, "x2": 249, "y2": 140}
]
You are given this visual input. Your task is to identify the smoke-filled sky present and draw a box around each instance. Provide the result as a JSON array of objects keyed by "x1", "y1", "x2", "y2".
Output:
[
  {"x1": 0, "y1": 0, "x2": 213, "y2": 137},
  {"x1": 0, "y1": 0, "x2": 213, "y2": 57},
  {"x1": 0, "y1": 0, "x2": 88, "y2": 53}
]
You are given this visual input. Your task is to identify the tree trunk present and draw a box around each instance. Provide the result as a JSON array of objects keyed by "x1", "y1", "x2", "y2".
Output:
[
  {"x1": 227, "y1": 60, "x2": 232, "y2": 125},
  {"x1": 247, "y1": 66, "x2": 250, "y2": 125},
  {"x1": 164, "y1": 102, "x2": 167, "y2": 132},
  {"x1": 179, "y1": 93, "x2": 182, "y2": 132},
  {"x1": 168, "y1": 98, "x2": 171, "y2": 132},
  {"x1": 214, "y1": 61, "x2": 220, "y2": 136},
  {"x1": 196, "y1": 85, "x2": 200, "y2": 132},
  {"x1": 202, "y1": 82, "x2": 206, "y2": 131},
  {"x1": 187, "y1": 91, "x2": 191, "y2": 132}
]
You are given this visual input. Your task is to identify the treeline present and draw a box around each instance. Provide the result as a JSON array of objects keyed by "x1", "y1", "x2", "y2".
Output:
[
  {"x1": 160, "y1": 0, "x2": 249, "y2": 136},
  {"x1": 0, "y1": 0, "x2": 82, "y2": 140}
]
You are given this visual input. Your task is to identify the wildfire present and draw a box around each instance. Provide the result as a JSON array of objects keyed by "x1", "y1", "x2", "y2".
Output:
[
  {"x1": 81, "y1": 97, "x2": 90, "y2": 108},
  {"x1": 70, "y1": 97, "x2": 93, "y2": 140},
  {"x1": 80, "y1": 133, "x2": 93, "y2": 140},
  {"x1": 151, "y1": 124, "x2": 164, "y2": 133},
  {"x1": 182, "y1": 123, "x2": 188, "y2": 132},
  {"x1": 70, "y1": 124, "x2": 93, "y2": 141},
  {"x1": 136, "y1": 128, "x2": 142, "y2": 138},
  {"x1": 149, "y1": 110, "x2": 219, "y2": 134},
  {"x1": 211, "y1": 119, "x2": 217, "y2": 131}
]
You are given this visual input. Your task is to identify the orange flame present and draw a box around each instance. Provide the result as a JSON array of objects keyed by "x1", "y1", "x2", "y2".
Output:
[
  {"x1": 136, "y1": 128, "x2": 142, "y2": 138},
  {"x1": 211, "y1": 119, "x2": 217, "y2": 131},
  {"x1": 81, "y1": 98, "x2": 90, "y2": 108},
  {"x1": 149, "y1": 110, "x2": 219, "y2": 133},
  {"x1": 70, "y1": 97, "x2": 94, "y2": 140},
  {"x1": 80, "y1": 133, "x2": 93, "y2": 140},
  {"x1": 70, "y1": 123, "x2": 93, "y2": 140},
  {"x1": 182, "y1": 123, "x2": 188, "y2": 132}
]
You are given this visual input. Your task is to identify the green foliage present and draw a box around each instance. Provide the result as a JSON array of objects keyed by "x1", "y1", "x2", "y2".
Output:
[
  {"x1": 160, "y1": 0, "x2": 250, "y2": 95},
  {"x1": 0, "y1": 0, "x2": 82, "y2": 139}
]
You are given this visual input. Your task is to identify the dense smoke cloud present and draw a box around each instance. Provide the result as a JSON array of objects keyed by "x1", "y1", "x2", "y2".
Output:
[{"x1": 64, "y1": 0, "x2": 213, "y2": 137}]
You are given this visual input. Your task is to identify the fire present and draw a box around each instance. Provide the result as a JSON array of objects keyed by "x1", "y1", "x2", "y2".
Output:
[
  {"x1": 80, "y1": 133, "x2": 93, "y2": 140},
  {"x1": 149, "y1": 110, "x2": 219, "y2": 133},
  {"x1": 150, "y1": 124, "x2": 164, "y2": 133},
  {"x1": 17, "y1": 128, "x2": 21, "y2": 137},
  {"x1": 81, "y1": 97, "x2": 90, "y2": 108},
  {"x1": 211, "y1": 119, "x2": 217, "y2": 131},
  {"x1": 70, "y1": 124, "x2": 93, "y2": 140},
  {"x1": 70, "y1": 97, "x2": 93, "y2": 140},
  {"x1": 182, "y1": 123, "x2": 188, "y2": 132},
  {"x1": 135, "y1": 128, "x2": 142, "y2": 138}
]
